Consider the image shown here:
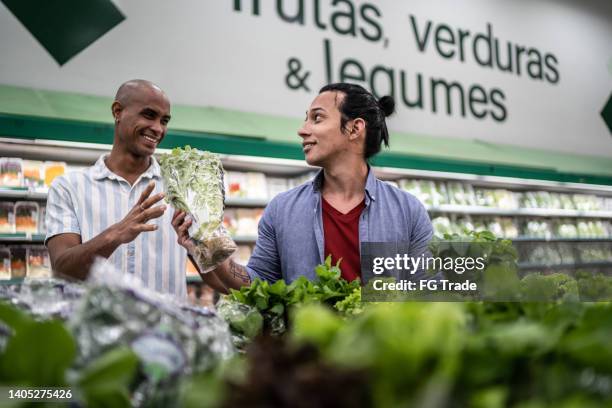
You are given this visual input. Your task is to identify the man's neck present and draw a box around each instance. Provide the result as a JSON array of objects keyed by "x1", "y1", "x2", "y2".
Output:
[
  {"x1": 321, "y1": 159, "x2": 368, "y2": 201},
  {"x1": 105, "y1": 146, "x2": 151, "y2": 185}
]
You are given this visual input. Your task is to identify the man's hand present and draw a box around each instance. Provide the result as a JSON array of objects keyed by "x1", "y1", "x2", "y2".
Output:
[
  {"x1": 171, "y1": 209, "x2": 196, "y2": 254},
  {"x1": 48, "y1": 181, "x2": 166, "y2": 280},
  {"x1": 110, "y1": 181, "x2": 167, "y2": 244}
]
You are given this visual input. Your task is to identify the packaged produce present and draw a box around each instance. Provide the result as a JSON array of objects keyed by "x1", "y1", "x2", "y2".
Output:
[
  {"x1": 22, "y1": 160, "x2": 45, "y2": 189},
  {"x1": 416, "y1": 180, "x2": 437, "y2": 207},
  {"x1": 245, "y1": 172, "x2": 268, "y2": 199},
  {"x1": 431, "y1": 216, "x2": 452, "y2": 236},
  {"x1": 26, "y1": 246, "x2": 51, "y2": 278},
  {"x1": 222, "y1": 208, "x2": 238, "y2": 236},
  {"x1": 14, "y1": 201, "x2": 39, "y2": 233},
  {"x1": 225, "y1": 171, "x2": 248, "y2": 198},
  {"x1": 0, "y1": 157, "x2": 23, "y2": 187},
  {"x1": 267, "y1": 177, "x2": 289, "y2": 198},
  {"x1": 556, "y1": 219, "x2": 578, "y2": 238},
  {"x1": 399, "y1": 179, "x2": 420, "y2": 197},
  {"x1": 10, "y1": 247, "x2": 26, "y2": 278},
  {"x1": 433, "y1": 181, "x2": 450, "y2": 206},
  {"x1": 521, "y1": 191, "x2": 538, "y2": 208},
  {"x1": 559, "y1": 194, "x2": 575, "y2": 210},
  {"x1": 446, "y1": 182, "x2": 469, "y2": 205},
  {"x1": 492, "y1": 189, "x2": 519, "y2": 209},
  {"x1": 159, "y1": 147, "x2": 236, "y2": 273},
  {"x1": 38, "y1": 205, "x2": 46, "y2": 235},
  {"x1": 43, "y1": 161, "x2": 66, "y2": 186},
  {"x1": 235, "y1": 208, "x2": 263, "y2": 236},
  {"x1": 0, "y1": 202, "x2": 15, "y2": 233},
  {"x1": 573, "y1": 194, "x2": 603, "y2": 211},
  {"x1": 499, "y1": 217, "x2": 519, "y2": 238},
  {"x1": 0, "y1": 248, "x2": 10, "y2": 279},
  {"x1": 474, "y1": 188, "x2": 497, "y2": 207}
]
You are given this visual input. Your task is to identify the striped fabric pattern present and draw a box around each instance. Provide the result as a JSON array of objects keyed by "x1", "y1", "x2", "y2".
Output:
[{"x1": 45, "y1": 154, "x2": 187, "y2": 298}]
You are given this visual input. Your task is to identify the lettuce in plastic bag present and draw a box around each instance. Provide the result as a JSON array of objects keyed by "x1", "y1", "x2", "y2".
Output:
[{"x1": 159, "y1": 146, "x2": 236, "y2": 272}]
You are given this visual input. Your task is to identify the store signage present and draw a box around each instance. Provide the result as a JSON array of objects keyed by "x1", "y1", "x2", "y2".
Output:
[{"x1": 0, "y1": 0, "x2": 610, "y2": 156}]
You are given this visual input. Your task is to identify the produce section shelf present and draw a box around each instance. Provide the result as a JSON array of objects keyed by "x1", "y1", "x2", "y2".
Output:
[
  {"x1": 518, "y1": 261, "x2": 612, "y2": 270},
  {"x1": 512, "y1": 237, "x2": 612, "y2": 242},
  {"x1": 0, "y1": 233, "x2": 45, "y2": 243},
  {"x1": 225, "y1": 197, "x2": 270, "y2": 208},
  {"x1": 0, "y1": 278, "x2": 24, "y2": 285},
  {"x1": 428, "y1": 205, "x2": 612, "y2": 219},
  {"x1": 0, "y1": 187, "x2": 48, "y2": 200},
  {"x1": 186, "y1": 275, "x2": 202, "y2": 283}
]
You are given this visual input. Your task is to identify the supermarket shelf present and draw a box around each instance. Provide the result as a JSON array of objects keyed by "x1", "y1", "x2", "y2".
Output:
[
  {"x1": 2, "y1": 276, "x2": 209, "y2": 285},
  {"x1": 512, "y1": 237, "x2": 612, "y2": 242},
  {"x1": 186, "y1": 275, "x2": 202, "y2": 283},
  {"x1": 428, "y1": 205, "x2": 612, "y2": 219},
  {"x1": 0, "y1": 187, "x2": 48, "y2": 200},
  {"x1": 233, "y1": 235, "x2": 257, "y2": 244},
  {"x1": 225, "y1": 197, "x2": 269, "y2": 207},
  {"x1": 0, "y1": 278, "x2": 25, "y2": 285},
  {"x1": 518, "y1": 261, "x2": 612, "y2": 270},
  {"x1": 0, "y1": 233, "x2": 45, "y2": 243}
]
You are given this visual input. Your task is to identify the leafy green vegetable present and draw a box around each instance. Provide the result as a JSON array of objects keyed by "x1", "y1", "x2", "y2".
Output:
[
  {"x1": 159, "y1": 146, "x2": 225, "y2": 240},
  {"x1": 223, "y1": 256, "x2": 361, "y2": 337},
  {"x1": 159, "y1": 146, "x2": 237, "y2": 271}
]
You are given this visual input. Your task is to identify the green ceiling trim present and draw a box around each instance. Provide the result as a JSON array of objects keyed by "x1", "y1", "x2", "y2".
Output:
[
  {"x1": 1, "y1": 113, "x2": 611, "y2": 186},
  {"x1": 0, "y1": 84, "x2": 611, "y2": 185}
]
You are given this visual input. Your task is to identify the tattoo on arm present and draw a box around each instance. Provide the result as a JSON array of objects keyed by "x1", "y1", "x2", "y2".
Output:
[{"x1": 229, "y1": 260, "x2": 251, "y2": 284}]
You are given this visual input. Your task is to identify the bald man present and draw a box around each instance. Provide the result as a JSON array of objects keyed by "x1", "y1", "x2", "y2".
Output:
[{"x1": 45, "y1": 79, "x2": 188, "y2": 297}]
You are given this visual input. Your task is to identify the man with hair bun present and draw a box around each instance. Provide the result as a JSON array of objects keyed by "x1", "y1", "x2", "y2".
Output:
[{"x1": 173, "y1": 83, "x2": 433, "y2": 289}]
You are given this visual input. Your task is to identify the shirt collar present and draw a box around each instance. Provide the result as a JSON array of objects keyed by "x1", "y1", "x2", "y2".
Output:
[
  {"x1": 311, "y1": 165, "x2": 377, "y2": 202},
  {"x1": 91, "y1": 154, "x2": 161, "y2": 181}
]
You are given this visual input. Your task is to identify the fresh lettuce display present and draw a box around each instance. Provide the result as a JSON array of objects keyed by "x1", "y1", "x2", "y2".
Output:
[{"x1": 159, "y1": 147, "x2": 236, "y2": 272}]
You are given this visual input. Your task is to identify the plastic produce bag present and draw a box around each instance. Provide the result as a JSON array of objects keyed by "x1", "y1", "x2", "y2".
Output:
[{"x1": 159, "y1": 146, "x2": 237, "y2": 272}]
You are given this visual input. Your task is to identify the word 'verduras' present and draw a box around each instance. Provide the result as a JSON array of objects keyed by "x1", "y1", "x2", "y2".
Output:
[{"x1": 409, "y1": 15, "x2": 559, "y2": 84}]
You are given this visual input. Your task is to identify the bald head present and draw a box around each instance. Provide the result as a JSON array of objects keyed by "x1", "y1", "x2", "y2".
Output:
[
  {"x1": 114, "y1": 79, "x2": 166, "y2": 108},
  {"x1": 111, "y1": 79, "x2": 171, "y2": 156}
]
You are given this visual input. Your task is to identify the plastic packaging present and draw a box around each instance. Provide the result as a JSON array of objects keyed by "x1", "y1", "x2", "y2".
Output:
[
  {"x1": 10, "y1": 247, "x2": 26, "y2": 278},
  {"x1": 26, "y1": 246, "x2": 51, "y2": 278},
  {"x1": 160, "y1": 147, "x2": 236, "y2": 273},
  {"x1": 43, "y1": 161, "x2": 66, "y2": 186},
  {"x1": 0, "y1": 202, "x2": 15, "y2": 233},
  {"x1": 0, "y1": 158, "x2": 23, "y2": 187},
  {"x1": 14, "y1": 201, "x2": 39, "y2": 233},
  {"x1": 22, "y1": 160, "x2": 45, "y2": 189},
  {"x1": 0, "y1": 248, "x2": 10, "y2": 279}
]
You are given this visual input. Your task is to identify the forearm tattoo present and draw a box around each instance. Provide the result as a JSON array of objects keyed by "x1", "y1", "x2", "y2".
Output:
[{"x1": 229, "y1": 259, "x2": 251, "y2": 284}]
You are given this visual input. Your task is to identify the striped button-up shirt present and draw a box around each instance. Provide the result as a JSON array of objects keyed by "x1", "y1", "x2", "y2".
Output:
[{"x1": 45, "y1": 154, "x2": 187, "y2": 298}]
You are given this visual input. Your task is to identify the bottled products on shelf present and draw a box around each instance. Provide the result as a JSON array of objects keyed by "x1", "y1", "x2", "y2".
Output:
[
  {"x1": 43, "y1": 161, "x2": 66, "y2": 187},
  {"x1": 0, "y1": 248, "x2": 10, "y2": 279},
  {"x1": 0, "y1": 157, "x2": 23, "y2": 187},
  {"x1": 0, "y1": 202, "x2": 15, "y2": 233},
  {"x1": 22, "y1": 160, "x2": 45, "y2": 189},
  {"x1": 14, "y1": 201, "x2": 39, "y2": 233},
  {"x1": 9, "y1": 247, "x2": 26, "y2": 279},
  {"x1": 26, "y1": 245, "x2": 51, "y2": 278}
]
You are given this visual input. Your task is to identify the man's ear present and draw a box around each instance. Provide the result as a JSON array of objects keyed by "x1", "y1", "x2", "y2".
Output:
[
  {"x1": 111, "y1": 101, "x2": 123, "y2": 123},
  {"x1": 349, "y1": 118, "x2": 366, "y2": 141}
]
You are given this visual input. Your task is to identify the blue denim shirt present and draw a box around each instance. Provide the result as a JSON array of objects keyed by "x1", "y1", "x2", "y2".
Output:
[{"x1": 246, "y1": 168, "x2": 433, "y2": 283}]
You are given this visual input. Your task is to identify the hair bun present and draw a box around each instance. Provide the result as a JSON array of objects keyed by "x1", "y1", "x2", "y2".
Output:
[{"x1": 378, "y1": 96, "x2": 395, "y2": 117}]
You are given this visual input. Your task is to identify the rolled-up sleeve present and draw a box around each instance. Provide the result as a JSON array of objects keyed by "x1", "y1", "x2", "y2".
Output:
[
  {"x1": 246, "y1": 197, "x2": 281, "y2": 283},
  {"x1": 44, "y1": 176, "x2": 80, "y2": 246}
]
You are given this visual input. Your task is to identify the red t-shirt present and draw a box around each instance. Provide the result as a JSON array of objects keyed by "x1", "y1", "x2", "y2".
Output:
[{"x1": 322, "y1": 197, "x2": 366, "y2": 282}]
